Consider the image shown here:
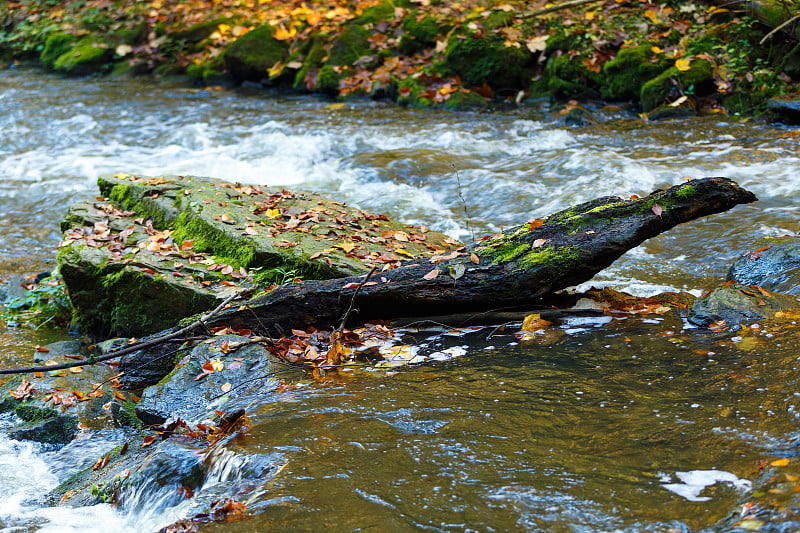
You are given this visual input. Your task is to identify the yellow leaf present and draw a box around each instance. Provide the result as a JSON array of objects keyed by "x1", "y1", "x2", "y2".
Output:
[
  {"x1": 273, "y1": 24, "x2": 296, "y2": 41},
  {"x1": 210, "y1": 358, "x2": 225, "y2": 372},
  {"x1": 335, "y1": 241, "x2": 356, "y2": 253},
  {"x1": 263, "y1": 208, "x2": 281, "y2": 219},
  {"x1": 217, "y1": 23, "x2": 231, "y2": 34},
  {"x1": 394, "y1": 248, "x2": 414, "y2": 258},
  {"x1": 267, "y1": 61, "x2": 284, "y2": 78},
  {"x1": 520, "y1": 314, "x2": 552, "y2": 332},
  {"x1": 644, "y1": 9, "x2": 659, "y2": 23},
  {"x1": 675, "y1": 58, "x2": 692, "y2": 71},
  {"x1": 650, "y1": 46, "x2": 663, "y2": 54},
  {"x1": 585, "y1": 10, "x2": 596, "y2": 20},
  {"x1": 325, "y1": 103, "x2": 347, "y2": 110},
  {"x1": 771, "y1": 458, "x2": 791, "y2": 467}
]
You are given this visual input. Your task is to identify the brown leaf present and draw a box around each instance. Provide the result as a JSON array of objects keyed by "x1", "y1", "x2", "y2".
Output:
[
  {"x1": 141, "y1": 435, "x2": 156, "y2": 448},
  {"x1": 652, "y1": 203, "x2": 663, "y2": 216},
  {"x1": 423, "y1": 268, "x2": 440, "y2": 280},
  {"x1": 469, "y1": 253, "x2": 480, "y2": 264}
]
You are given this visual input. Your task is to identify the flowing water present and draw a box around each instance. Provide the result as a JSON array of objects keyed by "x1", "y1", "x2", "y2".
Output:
[{"x1": 1, "y1": 68, "x2": 800, "y2": 532}]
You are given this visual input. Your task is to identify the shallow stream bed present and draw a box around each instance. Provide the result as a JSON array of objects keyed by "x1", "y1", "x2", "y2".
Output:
[{"x1": 2, "y1": 68, "x2": 800, "y2": 532}]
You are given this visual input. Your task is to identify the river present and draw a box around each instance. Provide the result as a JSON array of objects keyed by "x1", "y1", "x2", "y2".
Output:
[{"x1": 1, "y1": 67, "x2": 800, "y2": 532}]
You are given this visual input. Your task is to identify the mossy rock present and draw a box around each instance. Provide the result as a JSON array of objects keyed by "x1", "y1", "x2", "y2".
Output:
[
  {"x1": 0, "y1": 348, "x2": 119, "y2": 443},
  {"x1": 442, "y1": 90, "x2": 488, "y2": 111},
  {"x1": 52, "y1": 35, "x2": 114, "y2": 75},
  {"x1": 536, "y1": 53, "x2": 601, "y2": 99},
  {"x1": 600, "y1": 44, "x2": 669, "y2": 101},
  {"x1": 640, "y1": 58, "x2": 714, "y2": 112},
  {"x1": 224, "y1": 24, "x2": 288, "y2": 84},
  {"x1": 316, "y1": 64, "x2": 342, "y2": 95},
  {"x1": 40, "y1": 32, "x2": 77, "y2": 69},
  {"x1": 327, "y1": 24, "x2": 371, "y2": 67},
  {"x1": 59, "y1": 174, "x2": 460, "y2": 338},
  {"x1": 353, "y1": 1, "x2": 398, "y2": 25},
  {"x1": 187, "y1": 53, "x2": 228, "y2": 85},
  {"x1": 687, "y1": 282, "x2": 798, "y2": 328},
  {"x1": 399, "y1": 12, "x2": 441, "y2": 55},
  {"x1": 445, "y1": 29, "x2": 532, "y2": 88},
  {"x1": 171, "y1": 18, "x2": 232, "y2": 43},
  {"x1": 293, "y1": 35, "x2": 328, "y2": 91},
  {"x1": 396, "y1": 77, "x2": 433, "y2": 108}
]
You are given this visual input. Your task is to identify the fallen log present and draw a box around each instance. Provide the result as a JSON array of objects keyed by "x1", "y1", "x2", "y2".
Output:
[{"x1": 204, "y1": 177, "x2": 756, "y2": 333}]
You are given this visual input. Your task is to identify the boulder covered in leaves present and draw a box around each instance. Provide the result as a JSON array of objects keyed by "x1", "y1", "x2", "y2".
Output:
[{"x1": 57, "y1": 173, "x2": 459, "y2": 339}]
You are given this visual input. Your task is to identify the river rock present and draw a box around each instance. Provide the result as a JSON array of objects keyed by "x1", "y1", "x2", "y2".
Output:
[
  {"x1": 0, "y1": 342, "x2": 119, "y2": 444},
  {"x1": 727, "y1": 237, "x2": 800, "y2": 295},
  {"x1": 134, "y1": 335, "x2": 290, "y2": 424},
  {"x1": 58, "y1": 173, "x2": 459, "y2": 338},
  {"x1": 768, "y1": 94, "x2": 800, "y2": 123},
  {"x1": 687, "y1": 282, "x2": 798, "y2": 328}
]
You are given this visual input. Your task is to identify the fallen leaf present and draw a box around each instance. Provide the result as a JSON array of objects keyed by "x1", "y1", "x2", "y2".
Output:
[
  {"x1": 532, "y1": 239, "x2": 547, "y2": 248},
  {"x1": 470, "y1": 253, "x2": 480, "y2": 264},
  {"x1": 771, "y1": 458, "x2": 791, "y2": 467},
  {"x1": 652, "y1": 203, "x2": 663, "y2": 216},
  {"x1": 423, "y1": 268, "x2": 439, "y2": 280},
  {"x1": 141, "y1": 435, "x2": 156, "y2": 448},
  {"x1": 675, "y1": 58, "x2": 692, "y2": 71},
  {"x1": 220, "y1": 382, "x2": 232, "y2": 393}
]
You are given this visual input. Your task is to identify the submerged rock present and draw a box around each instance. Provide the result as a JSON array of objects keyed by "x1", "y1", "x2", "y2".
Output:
[
  {"x1": 768, "y1": 94, "x2": 800, "y2": 123},
  {"x1": 728, "y1": 237, "x2": 800, "y2": 295},
  {"x1": 687, "y1": 282, "x2": 797, "y2": 328},
  {"x1": 0, "y1": 341, "x2": 119, "y2": 444},
  {"x1": 57, "y1": 174, "x2": 459, "y2": 338}
]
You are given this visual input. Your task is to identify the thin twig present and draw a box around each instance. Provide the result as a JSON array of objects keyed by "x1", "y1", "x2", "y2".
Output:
[
  {"x1": 337, "y1": 266, "x2": 378, "y2": 331},
  {"x1": 516, "y1": 0, "x2": 605, "y2": 19},
  {"x1": 451, "y1": 163, "x2": 476, "y2": 245},
  {"x1": 760, "y1": 12, "x2": 800, "y2": 45},
  {"x1": 0, "y1": 290, "x2": 246, "y2": 376}
]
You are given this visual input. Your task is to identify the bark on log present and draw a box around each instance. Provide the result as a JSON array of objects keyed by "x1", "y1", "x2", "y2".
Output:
[
  {"x1": 710, "y1": 0, "x2": 800, "y2": 41},
  {"x1": 205, "y1": 177, "x2": 756, "y2": 334}
]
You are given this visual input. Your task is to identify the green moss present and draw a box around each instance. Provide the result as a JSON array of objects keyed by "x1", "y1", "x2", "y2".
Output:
[
  {"x1": 327, "y1": 24, "x2": 371, "y2": 67},
  {"x1": 186, "y1": 53, "x2": 227, "y2": 85},
  {"x1": 223, "y1": 24, "x2": 288, "y2": 84},
  {"x1": 442, "y1": 90, "x2": 488, "y2": 111},
  {"x1": 354, "y1": 1, "x2": 397, "y2": 25},
  {"x1": 399, "y1": 12, "x2": 440, "y2": 55},
  {"x1": 541, "y1": 53, "x2": 601, "y2": 99},
  {"x1": 171, "y1": 212, "x2": 255, "y2": 268},
  {"x1": 640, "y1": 59, "x2": 714, "y2": 111},
  {"x1": 675, "y1": 184, "x2": 696, "y2": 198},
  {"x1": 477, "y1": 241, "x2": 530, "y2": 264},
  {"x1": 53, "y1": 36, "x2": 114, "y2": 75},
  {"x1": 316, "y1": 64, "x2": 342, "y2": 95},
  {"x1": 518, "y1": 245, "x2": 581, "y2": 271},
  {"x1": 114, "y1": 398, "x2": 143, "y2": 428},
  {"x1": 396, "y1": 77, "x2": 432, "y2": 108},
  {"x1": 601, "y1": 45, "x2": 668, "y2": 101},
  {"x1": 293, "y1": 35, "x2": 327, "y2": 90},
  {"x1": 445, "y1": 29, "x2": 532, "y2": 88},
  {"x1": 40, "y1": 32, "x2": 76, "y2": 69}
]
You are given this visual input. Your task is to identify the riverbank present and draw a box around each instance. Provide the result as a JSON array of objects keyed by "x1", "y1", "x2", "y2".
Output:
[{"x1": 1, "y1": 0, "x2": 799, "y2": 118}]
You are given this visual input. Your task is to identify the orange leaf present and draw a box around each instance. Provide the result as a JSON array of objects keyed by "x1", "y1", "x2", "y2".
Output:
[
  {"x1": 771, "y1": 458, "x2": 791, "y2": 467},
  {"x1": 114, "y1": 391, "x2": 127, "y2": 401},
  {"x1": 141, "y1": 435, "x2": 156, "y2": 448}
]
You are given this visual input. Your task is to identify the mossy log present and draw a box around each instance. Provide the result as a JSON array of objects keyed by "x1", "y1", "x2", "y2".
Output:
[{"x1": 203, "y1": 178, "x2": 756, "y2": 333}]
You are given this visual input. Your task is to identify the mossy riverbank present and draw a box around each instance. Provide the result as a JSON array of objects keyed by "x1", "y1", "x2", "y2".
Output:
[{"x1": 1, "y1": 0, "x2": 799, "y2": 117}]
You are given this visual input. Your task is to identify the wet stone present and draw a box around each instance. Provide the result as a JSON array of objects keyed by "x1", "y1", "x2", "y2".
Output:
[
  {"x1": 687, "y1": 282, "x2": 798, "y2": 328},
  {"x1": 135, "y1": 335, "x2": 290, "y2": 425},
  {"x1": 728, "y1": 237, "x2": 800, "y2": 295}
]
